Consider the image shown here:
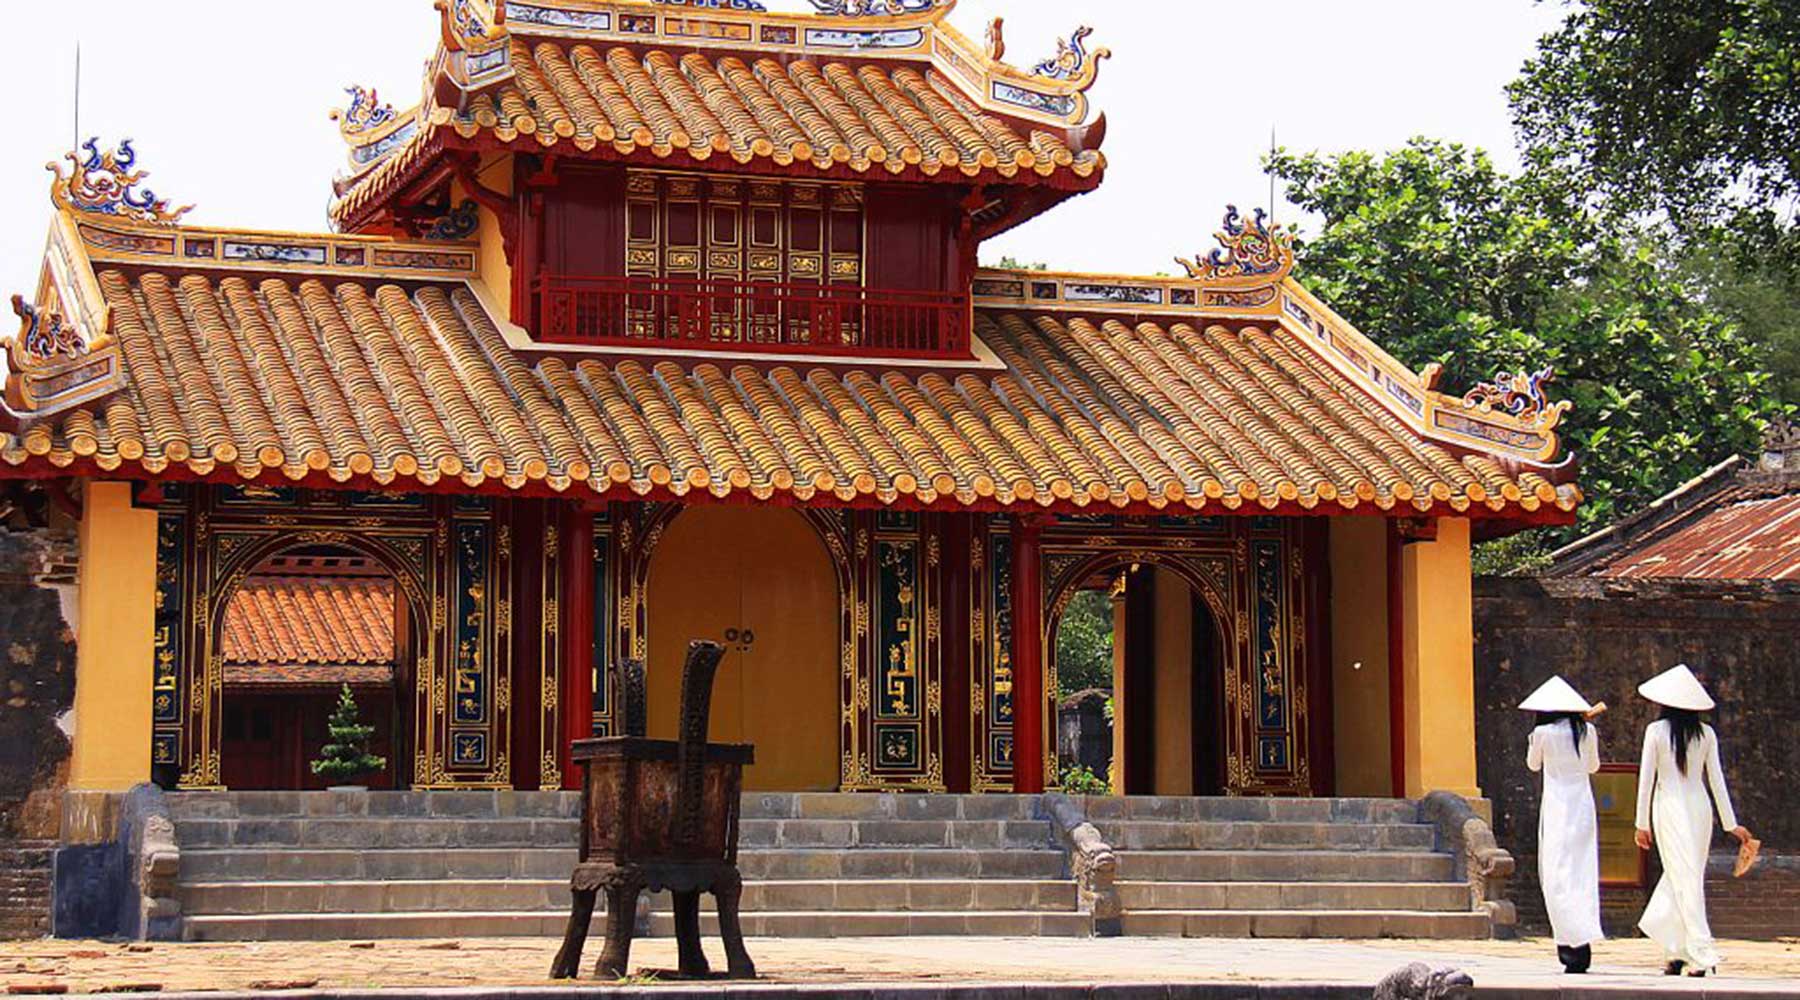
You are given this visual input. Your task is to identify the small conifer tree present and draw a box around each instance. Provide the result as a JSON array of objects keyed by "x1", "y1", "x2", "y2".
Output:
[{"x1": 311, "y1": 684, "x2": 387, "y2": 783}]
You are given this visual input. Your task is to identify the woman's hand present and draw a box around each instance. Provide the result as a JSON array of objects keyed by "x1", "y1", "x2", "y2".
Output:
[
  {"x1": 1731, "y1": 826, "x2": 1753, "y2": 844},
  {"x1": 1635, "y1": 828, "x2": 1653, "y2": 850}
]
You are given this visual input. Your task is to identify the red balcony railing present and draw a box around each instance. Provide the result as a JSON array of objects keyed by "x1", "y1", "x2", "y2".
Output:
[{"x1": 534, "y1": 274, "x2": 970, "y2": 358}]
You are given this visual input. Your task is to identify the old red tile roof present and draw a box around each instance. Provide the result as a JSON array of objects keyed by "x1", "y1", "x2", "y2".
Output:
[
  {"x1": 221, "y1": 575, "x2": 396, "y2": 666},
  {"x1": 0, "y1": 268, "x2": 1578, "y2": 519}
]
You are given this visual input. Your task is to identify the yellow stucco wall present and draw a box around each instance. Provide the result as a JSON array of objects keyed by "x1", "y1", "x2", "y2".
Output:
[
  {"x1": 1400, "y1": 517, "x2": 1479, "y2": 798},
  {"x1": 464, "y1": 156, "x2": 514, "y2": 322},
  {"x1": 67, "y1": 481, "x2": 158, "y2": 791},
  {"x1": 1328, "y1": 516, "x2": 1392, "y2": 796},
  {"x1": 1151, "y1": 566, "x2": 1195, "y2": 796}
]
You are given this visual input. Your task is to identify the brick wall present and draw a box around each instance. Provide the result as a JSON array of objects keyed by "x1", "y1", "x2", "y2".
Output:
[
  {"x1": 1474, "y1": 576, "x2": 1800, "y2": 939},
  {"x1": 0, "y1": 523, "x2": 78, "y2": 940}
]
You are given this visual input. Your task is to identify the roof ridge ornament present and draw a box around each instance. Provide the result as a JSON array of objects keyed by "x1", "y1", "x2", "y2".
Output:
[
  {"x1": 807, "y1": 0, "x2": 943, "y2": 15},
  {"x1": 3, "y1": 294, "x2": 123, "y2": 422},
  {"x1": 1032, "y1": 26, "x2": 1106, "y2": 83},
  {"x1": 654, "y1": 0, "x2": 769, "y2": 10},
  {"x1": 1462, "y1": 366, "x2": 1570, "y2": 430},
  {"x1": 1177, "y1": 205, "x2": 1294, "y2": 283},
  {"x1": 332, "y1": 86, "x2": 399, "y2": 137},
  {"x1": 9, "y1": 296, "x2": 89, "y2": 364},
  {"x1": 48, "y1": 138, "x2": 193, "y2": 226}
]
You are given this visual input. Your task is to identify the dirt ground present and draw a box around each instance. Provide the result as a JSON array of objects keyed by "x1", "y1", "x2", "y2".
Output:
[{"x1": 2, "y1": 935, "x2": 1799, "y2": 994}]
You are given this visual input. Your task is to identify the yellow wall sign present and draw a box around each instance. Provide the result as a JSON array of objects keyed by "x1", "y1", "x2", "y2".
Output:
[{"x1": 1594, "y1": 762, "x2": 1647, "y2": 887}]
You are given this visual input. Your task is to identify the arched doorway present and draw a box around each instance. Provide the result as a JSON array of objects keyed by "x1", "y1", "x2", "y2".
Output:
[
  {"x1": 214, "y1": 545, "x2": 416, "y2": 790},
  {"x1": 1049, "y1": 559, "x2": 1227, "y2": 796},
  {"x1": 645, "y1": 505, "x2": 840, "y2": 790}
]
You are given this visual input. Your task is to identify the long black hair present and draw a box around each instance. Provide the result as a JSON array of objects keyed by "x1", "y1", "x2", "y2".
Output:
[
  {"x1": 1661, "y1": 706, "x2": 1705, "y2": 775},
  {"x1": 1536, "y1": 711, "x2": 1585, "y2": 751}
]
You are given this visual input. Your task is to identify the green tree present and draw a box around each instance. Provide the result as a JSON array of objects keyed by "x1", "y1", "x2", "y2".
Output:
[
  {"x1": 1054, "y1": 588, "x2": 1113, "y2": 697},
  {"x1": 1509, "y1": 1, "x2": 1800, "y2": 402},
  {"x1": 1509, "y1": 0, "x2": 1800, "y2": 231},
  {"x1": 1268, "y1": 139, "x2": 1778, "y2": 561},
  {"x1": 311, "y1": 684, "x2": 387, "y2": 784}
]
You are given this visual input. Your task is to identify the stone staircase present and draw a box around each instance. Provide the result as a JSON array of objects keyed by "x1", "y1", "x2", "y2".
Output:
[
  {"x1": 165, "y1": 791, "x2": 1498, "y2": 941},
  {"x1": 1072, "y1": 797, "x2": 1494, "y2": 939},
  {"x1": 168, "y1": 791, "x2": 1085, "y2": 941}
]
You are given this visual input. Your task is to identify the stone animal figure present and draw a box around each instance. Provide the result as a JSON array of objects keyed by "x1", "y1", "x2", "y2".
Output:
[{"x1": 1371, "y1": 963, "x2": 1475, "y2": 1000}]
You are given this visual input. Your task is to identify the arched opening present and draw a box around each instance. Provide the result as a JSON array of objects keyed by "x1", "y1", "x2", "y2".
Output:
[
  {"x1": 1050, "y1": 560, "x2": 1226, "y2": 796},
  {"x1": 644, "y1": 505, "x2": 840, "y2": 791},
  {"x1": 215, "y1": 545, "x2": 415, "y2": 790}
]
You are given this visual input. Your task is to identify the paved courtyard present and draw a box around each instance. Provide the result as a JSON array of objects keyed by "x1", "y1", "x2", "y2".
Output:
[{"x1": 3, "y1": 936, "x2": 1798, "y2": 995}]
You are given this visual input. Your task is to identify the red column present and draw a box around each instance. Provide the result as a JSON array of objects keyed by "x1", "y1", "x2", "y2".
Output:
[
  {"x1": 1386, "y1": 519, "x2": 1407, "y2": 798},
  {"x1": 1009, "y1": 515, "x2": 1046, "y2": 794},
  {"x1": 558, "y1": 502, "x2": 596, "y2": 790}
]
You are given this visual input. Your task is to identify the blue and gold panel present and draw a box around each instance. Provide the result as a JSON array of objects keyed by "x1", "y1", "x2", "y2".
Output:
[
  {"x1": 1251, "y1": 538, "x2": 1287, "y2": 738},
  {"x1": 151, "y1": 731, "x2": 180, "y2": 769},
  {"x1": 216, "y1": 484, "x2": 299, "y2": 507},
  {"x1": 347, "y1": 490, "x2": 429, "y2": 511},
  {"x1": 152, "y1": 513, "x2": 186, "y2": 727},
  {"x1": 970, "y1": 518, "x2": 1014, "y2": 791},
  {"x1": 452, "y1": 521, "x2": 491, "y2": 726},
  {"x1": 451, "y1": 731, "x2": 488, "y2": 767},
  {"x1": 874, "y1": 723, "x2": 920, "y2": 769},
  {"x1": 1258, "y1": 736, "x2": 1289, "y2": 771},
  {"x1": 875, "y1": 536, "x2": 919, "y2": 722}
]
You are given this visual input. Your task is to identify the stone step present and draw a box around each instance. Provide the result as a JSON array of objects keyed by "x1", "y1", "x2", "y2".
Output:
[
  {"x1": 1119, "y1": 909, "x2": 1491, "y2": 939},
  {"x1": 740, "y1": 793, "x2": 1042, "y2": 821},
  {"x1": 1089, "y1": 820, "x2": 1436, "y2": 852},
  {"x1": 179, "y1": 848, "x2": 579, "y2": 882},
  {"x1": 1115, "y1": 880, "x2": 1471, "y2": 913},
  {"x1": 167, "y1": 790, "x2": 579, "y2": 821},
  {"x1": 1114, "y1": 850, "x2": 1456, "y2": 883},
  {"x1": 179, "y1": 847, "x2": 1069, "y2": 883},
  {"x1": 182, "y1": 908, "x2": 1093, "y2": 941},
  {"x1": 171, "y1": 816, "x2": 580, "y2": 849},
  {"x1": 738, "y1": 818, "x2": 1054, "y2": 849},
  {"x1": 1072, "y1": 797, "x2": 1420, "y2": 825},
  {"x1": 177, "y1": 878, "x2": 1078, "y2": 916}
]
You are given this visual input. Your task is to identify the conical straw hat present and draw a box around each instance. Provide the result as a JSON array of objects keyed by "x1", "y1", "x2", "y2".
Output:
[
  {"x1": 1637, "y1": 663, "x2": 1714, "y2": 711},
  {"x1": 1518, "y1": 675, "x2": 1592, "y2": 713}
]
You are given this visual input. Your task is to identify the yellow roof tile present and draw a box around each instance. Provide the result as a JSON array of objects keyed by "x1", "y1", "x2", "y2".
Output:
[{"x1": 0, "y1": 266, "x2": 1578, "y2": 523}]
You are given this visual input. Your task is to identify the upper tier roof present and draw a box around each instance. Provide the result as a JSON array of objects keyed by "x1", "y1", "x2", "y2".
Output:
[{"x1": 330, "y1": 0, "x2": 1109, "y2": 230}]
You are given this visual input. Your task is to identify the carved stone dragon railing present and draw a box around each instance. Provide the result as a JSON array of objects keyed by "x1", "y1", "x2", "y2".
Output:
[
  {"x1": 1040, "y1": 793, "x2": 1120, "y2": 935},
  {"x1": 1420, "y1": 791, "x2": 1517, "y2": 936}
]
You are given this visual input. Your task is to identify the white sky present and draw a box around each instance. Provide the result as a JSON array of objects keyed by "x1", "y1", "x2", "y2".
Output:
[{"x1": 0, "y1": 0, "x2": 1566, "y2": 296}]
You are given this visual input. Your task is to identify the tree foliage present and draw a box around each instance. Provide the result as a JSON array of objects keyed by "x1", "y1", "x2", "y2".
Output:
[
  {"x1": 1509, "y1": 0, "x2": 1800, "y2": 230},
  {"x1": 1509, "y1": 0, "x2": 1800, "y2": 402},
  {"x1": 1268, "y1": 139, "x2": 1778, "y2": 551},
  {"x1": 1054, "y1": 588, "x2": 1113, "y2": 698}
]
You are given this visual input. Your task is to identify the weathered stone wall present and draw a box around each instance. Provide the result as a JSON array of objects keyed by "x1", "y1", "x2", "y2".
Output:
[
  {"x1": 1474, "y1": 576, "x2": 1800, "y2": 938},
  {"x1": 0, "y1": 525, "x2": 78, "y2": 939}
]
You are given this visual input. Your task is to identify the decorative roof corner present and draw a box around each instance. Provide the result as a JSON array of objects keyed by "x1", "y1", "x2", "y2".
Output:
[
  {"x1": 1461, "y1": 366, "x2": 1571, "y2": 436},
  {"x1": 2, "y1": 294, "x2": 124, "y2": 424},
  {"x1": 1029, "y1": 25, "x2": 1109, "y2": 89},
  {"x1": 806, "y1": 0, "x2": 950, "y2": 15},
  {"x1": 48, "y1": 138, "x2": 192, "y2": 226},
  {"x1": 330, "y1": 87, "x2": 423, "y2": 181},
  {"x1": 1176, "y1": 206, "x2": 1295, "y2": 286}
]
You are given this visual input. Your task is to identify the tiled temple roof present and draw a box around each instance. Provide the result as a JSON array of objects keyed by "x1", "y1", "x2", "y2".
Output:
[
  {"x1": 0, "y1": 265, "x2": 1579, "y2": 519},
  {"x1": 221, "y1": 574, "x2": 397, "y2": 666},
  {"x1": 329, "y1": 0, "x2": 1109, "y2": 227},
  {"x1": 469, "y1": 42, "x2": 1096, "y2": 177}
]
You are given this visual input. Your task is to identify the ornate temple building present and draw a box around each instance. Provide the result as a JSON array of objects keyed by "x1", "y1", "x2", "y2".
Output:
[{"x1": 2, "y1": 0, "x2": 1579, "y2": 807}]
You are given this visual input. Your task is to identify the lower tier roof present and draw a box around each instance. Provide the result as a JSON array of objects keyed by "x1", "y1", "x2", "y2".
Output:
[{"x1": 0, "y1": 268, "x2": 1578, "y2": 520}]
